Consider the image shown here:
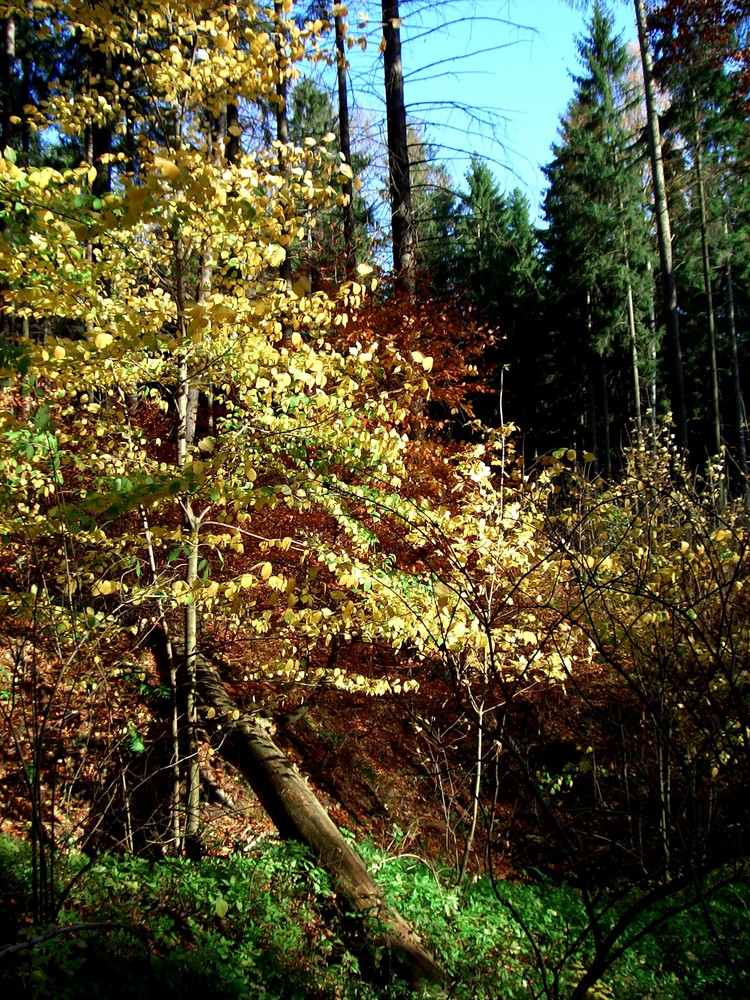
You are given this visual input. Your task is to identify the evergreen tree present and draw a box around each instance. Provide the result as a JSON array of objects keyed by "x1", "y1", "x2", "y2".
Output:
[
  {"x1": 541, "y1": 1, "x2": 655, "y2": 470},
  {"x1": 287, "y1": 75, "x2": 374, "y2": 283},
  {"x1": 409, "y1": 128, "x2": 460, "y2": 295},
  {"x1": 650, "y1": 1, "x2": 749, "y2": 484},
  {"x1": 454, "y1": 158, "x2": 511, "y2": 319},
  {"x1": 413, "y1": 153, "x2": 543, "y2": 433}
]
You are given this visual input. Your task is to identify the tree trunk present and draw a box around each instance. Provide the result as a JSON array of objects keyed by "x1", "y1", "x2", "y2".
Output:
[
  {"x1": 627, "y1": 279, "x2": 643, "y2": 440},
  {"x1": 382, "y1": 0, "x2": 416, "y2": 299},
  {"x1": 335, "y1": 12, "x2": 356, "y2": 278},
  {"x1": 173, "y1": 239, "x2": 203, "y2": 855},
  {"x1": 692, "y1": 94, "x2": 721, "y2": 456},
  {"x1": 725, "y1": 245, "x2": 750, "y2": 511},
  {"x1": 195, "y1": 653, "x2": 443, "y2": 984},
  {"x1": 274, "y1": 0, "x2": 293, "y2": 340},
  {"x1": 0, "y1": 16, "x2": 15, "y2": 340},
  {"x1": 85, "y1": 43, "x2": 114, "y2": 199},
  {"x1": 634, "y1": 0, "x2": 688, "y2": 453},
  {"x1": 599, "y1": 353, "x2": 612, "y2": 478},
  {"x1": 0, "y1": 16, "x2": 14, "y2": 153},
  {"x1": 458, "y1": 700, "x2": 483, "y2": 885},
  {"x1": 181, "y1": 515, "x2": 202, "y2": 859}
]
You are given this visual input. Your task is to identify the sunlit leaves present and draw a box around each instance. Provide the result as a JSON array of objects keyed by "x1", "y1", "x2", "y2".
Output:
[{"x1": 0, "y1": 0, "x2": 596, "y2": 716}]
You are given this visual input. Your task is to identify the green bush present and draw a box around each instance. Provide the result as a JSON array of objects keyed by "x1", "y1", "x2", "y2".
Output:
[{"x1": 1, "y1": 835, "x2": 748, "y2": 999}]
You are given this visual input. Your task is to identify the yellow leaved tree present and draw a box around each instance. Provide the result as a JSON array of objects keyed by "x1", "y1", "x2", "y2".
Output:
[
  {"x1": 0, "y1": 0, "x2": 560, "y2": 979},
  {"x1": 0, "y1": 0, "x2": 589, "y2": 979},
  {"x1": 0, "y1": 0, "x2": 439, "y2": 973}
]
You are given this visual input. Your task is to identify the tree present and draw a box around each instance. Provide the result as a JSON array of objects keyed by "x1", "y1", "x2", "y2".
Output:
[
  {"x1": 634, "y1": 0, "x2": 689, "y2": 450},
  {"x1": 0, "y1": 0, "x2": 448, "y2": 979},
  {"x1": 410, "y1": 126, "x2": 458, "y2": 293},
  {"x1": 287, "y1": 74, "x2": 374, "y2": 283},
  {"x1": 648, "y1": 0, "x2": 750, "y2": 490},
  {"x1": 382, "y1": 0, "x2": 416, "y2": 297},
  {"x1": 542, "y1": 2, "x2": 655, "y2": 470},
  {"x1": 334, "y1": 4, "x2": 356, "y2": 276}
]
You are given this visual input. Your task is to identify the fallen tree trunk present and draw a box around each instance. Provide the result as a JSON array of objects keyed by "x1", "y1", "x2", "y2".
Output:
[{"x1": 195, "y1": 653, "x2": 444, "y2": 985}]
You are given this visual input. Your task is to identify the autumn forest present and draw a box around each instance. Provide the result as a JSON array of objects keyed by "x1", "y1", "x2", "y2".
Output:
[{"x1": 1, "y1": 1, "x2": 749, "y2": 997}]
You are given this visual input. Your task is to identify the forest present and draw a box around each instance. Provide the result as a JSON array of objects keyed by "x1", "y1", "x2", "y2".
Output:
[{"x1": 0, "y1": 0, "x2": 749, "y2": 997}]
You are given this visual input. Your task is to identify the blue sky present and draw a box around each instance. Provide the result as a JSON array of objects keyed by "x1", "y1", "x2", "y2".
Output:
[{"x1": 347, "y1": 0, "x2": 637, "y2": 223}]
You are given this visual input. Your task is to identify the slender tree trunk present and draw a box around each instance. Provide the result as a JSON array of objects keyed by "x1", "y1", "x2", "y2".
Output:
[
  {"x1": 85, "y1": 44, "x2": 114, "y2": 199},
  {"x1": 140, "y1": 506, "x2": 182, "y2": 850},
  {"x1": 182, "y1": 516, "x2": 202, "y2": 858},
  {"x1": 726, "y1": 245, "x2": 750, "y2": 510},
  {"x1": 335, "y1": 12, "x2": 356, "y2": 278},
  {"x1": 174, "y1": 239, "x2": 202, "y2": 856},
  {"x1": 693, "y1": 92, "x2": 721, "y2": 456},
  {"x1": 382, "y1": 0, "x2": 416, "y2": 298},
  {"x1": 634, "y1": 0, "x2": 688, "y2": 452},
  {"x1": 627, "y1": 279, "x2": 643, "y2": 439},
  {"x1": 458, "y1": 701, "x2": 483, "y2": 885},
  {"x1": 0, "y1": 16, "x2": 15, "y2": 340},
  {"x1": 615, "y1": 158, "x2": 643, "y2": 441},
  {"x1": 647, "y1": 261, "x2": 659, "y2": 437},
  {"x1": 0, "y1": 16, "x2": 14, "y2": 153},
  {"x1": 195, "y1": 653, "x2": 444, "y2": 984},
  {"x1": 599, "y1": 354, "x2": 612, "y2": 478},
  {"x1": 275, "y1": 0, "x2": 293, "y2": 339}
]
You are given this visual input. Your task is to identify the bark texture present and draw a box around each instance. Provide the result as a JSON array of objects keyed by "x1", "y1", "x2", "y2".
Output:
[
  {"x1": 634, "y1": 0, "x2": 688, "y2": 451},
  {"x1": 195, "y1": 653, "x2": 443, "y2": 984},
  {"x1": 382, "y1": 0, "x2": 416, "y2": 298},
  {"x1": 335, "y1": 11, "x2": 355, "y2": 278}
]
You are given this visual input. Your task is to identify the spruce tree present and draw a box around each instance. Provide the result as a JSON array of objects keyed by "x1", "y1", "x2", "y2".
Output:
[{"x1": 542, "y1": 1, "x2": 655, "y2": 470}]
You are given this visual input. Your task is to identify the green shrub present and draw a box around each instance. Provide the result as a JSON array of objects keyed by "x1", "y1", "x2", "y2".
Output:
[{"x1": 1, "y1": 835, "x2": 748, "y2": 999}]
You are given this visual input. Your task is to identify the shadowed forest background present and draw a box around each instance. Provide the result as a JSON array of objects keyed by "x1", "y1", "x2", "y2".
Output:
[{"x1": 1, "y1": 1, "x2": 749, "y2": 997}]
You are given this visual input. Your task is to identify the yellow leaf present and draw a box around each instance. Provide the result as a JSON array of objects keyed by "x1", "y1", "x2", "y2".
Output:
[
  {"x1": 356, "y1": 262, "x2": 373, "y2": 276},
  {"x1": 87, "y1": 165, "x2": 98, "y2": 186},
  {"x1": 260, "y1": 562, "x2": 273, "y2": 580},
  {"x1": 267, "y1": 244, "x2": 286, "y2": 267},
  {"x1": 94, "y1": 332, "x2": 113, "y2": 349},
  {"x1": 240, "y1": 574, "x2": 253, "y2": 588},
  {"x1": 53, "y1": 345, "x2": 66, "y2": 360},
  {"x1": 153, "y1": 155, "x2": 181, "y2": 181}
]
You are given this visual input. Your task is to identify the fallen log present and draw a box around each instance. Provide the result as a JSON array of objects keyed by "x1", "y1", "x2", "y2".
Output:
[{"x1": 195, "y1": 653, "x2": 444, "y2": 985}]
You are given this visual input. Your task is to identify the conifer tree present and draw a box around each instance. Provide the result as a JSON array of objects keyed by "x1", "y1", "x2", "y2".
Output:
[
  {"x1": 542, "y1": 1, "x2": 654, "y2": 470},
  {"x1": 649, "y1": 0, "x2": 749, "y2": 480}
]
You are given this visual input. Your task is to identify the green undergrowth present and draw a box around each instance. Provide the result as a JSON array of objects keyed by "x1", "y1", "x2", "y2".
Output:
[{"x1": 0, "y1": 834, "x2": 748, "y2": 999}]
